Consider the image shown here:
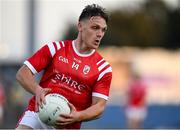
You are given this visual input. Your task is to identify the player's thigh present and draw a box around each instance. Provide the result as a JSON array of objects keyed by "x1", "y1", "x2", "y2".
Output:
[
  {"x1": 16, "y1": 124, "x2": 33, "y2": 130},
  {"x1": 17, "y1": 110, "x2": 54, "y2": 129}
]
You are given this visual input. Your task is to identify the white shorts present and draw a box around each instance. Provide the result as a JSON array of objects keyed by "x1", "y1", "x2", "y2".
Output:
[
  {"x1": 17, "y1": 110, "x2": 55, "y2": 129},
  {"x1": 125, "y1": 106, "x2": 147, "y2": 120}
]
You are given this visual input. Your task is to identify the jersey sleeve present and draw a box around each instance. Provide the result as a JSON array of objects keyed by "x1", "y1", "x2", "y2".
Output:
[
  {"x1": 93, "y1": 62, "x2": 112, "y2": 100},
  {"x1": 24, "y1": 42, "x2": 59, "y2": 74}
]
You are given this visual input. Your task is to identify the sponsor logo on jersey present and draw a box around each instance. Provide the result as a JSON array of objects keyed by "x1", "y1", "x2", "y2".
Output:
[
  {"x1": 83, "y1": 65, "x2": 90, "y2": 74},
  {"x1": 59, "y1": 56, "x2": 68, "y2": 64},
  {"x1": 51, "y1": 73, "x2": 86, "y2": 94},
  {"x1": 73, "y1": 58, "x2": 82, "y2": 63}
]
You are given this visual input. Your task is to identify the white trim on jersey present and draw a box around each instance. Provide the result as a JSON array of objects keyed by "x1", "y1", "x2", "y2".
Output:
[
  {"x1": 92, "y1": 92, "x2": 108, "y2": 100},
  {"x1": 98, "y1": 61, "x2": 109, "y2": 71},
  {"x1": 47, "y1": 42, "x2": 56, "y2": 57},
  {"x1": 55, "y1": 41, "x2": 61, "y2": 50},
  {"x1": 24, "y1": 60, "x2": 38, "y2": 74},
  {"x1": 96, "y1": 58, "x2": 104, "y2": 65},
  {"x1": 72, "y1": 40, "x2": 95, "y2": 57},
  {"x1": 97, "y1": 66, "x2": 112, "y2": 81},
  {"x1": 61, "y1": 41, "x2": 65, "y2": 47}
]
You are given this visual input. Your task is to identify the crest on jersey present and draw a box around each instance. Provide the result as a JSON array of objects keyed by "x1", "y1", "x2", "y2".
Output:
[{"x1": 83, "y1": 65, "x2": 90, "y2": 74}]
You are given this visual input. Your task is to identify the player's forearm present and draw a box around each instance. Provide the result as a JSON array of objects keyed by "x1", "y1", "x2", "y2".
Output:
[
  {"x1": 16, "y1": 65, "x2": 38, "y2": 95},
  {"x1": 78, "y1": 99, "x2": 106, "y2": 122}
]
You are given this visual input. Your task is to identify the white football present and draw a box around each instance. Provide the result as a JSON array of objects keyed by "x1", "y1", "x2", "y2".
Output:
[{"x1": 37, "y1": 93, "x2": 71, "y2": 126}]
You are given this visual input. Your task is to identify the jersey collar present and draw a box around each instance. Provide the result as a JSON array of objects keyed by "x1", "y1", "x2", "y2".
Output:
[{"x1": 72, "y1": 40, "x2": 95, "y2": 57}]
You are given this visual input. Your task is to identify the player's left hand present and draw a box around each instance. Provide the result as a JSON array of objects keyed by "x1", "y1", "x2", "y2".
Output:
[{"x1": 54, "y1": 102, "x2": 81, "y2": 127}]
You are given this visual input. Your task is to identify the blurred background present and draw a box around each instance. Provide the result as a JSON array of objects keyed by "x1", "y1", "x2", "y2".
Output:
[{"x1": 0, "y1": 0, "x2": 180, "y2": 129}]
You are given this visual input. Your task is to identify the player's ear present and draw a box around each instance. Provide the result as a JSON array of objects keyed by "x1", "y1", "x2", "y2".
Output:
[{"x1": 77, "y1": 21, "x2": 82, "y2": 32}]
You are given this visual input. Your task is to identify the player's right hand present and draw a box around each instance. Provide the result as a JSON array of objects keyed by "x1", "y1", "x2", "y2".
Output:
[{"x1": 35, "y1": 85, "x2": 51, "y2": 112}]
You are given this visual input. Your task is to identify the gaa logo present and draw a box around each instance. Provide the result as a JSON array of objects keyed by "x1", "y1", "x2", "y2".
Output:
[{"x1": 83, "y1": 65, "x2": 90, "y2": 74}]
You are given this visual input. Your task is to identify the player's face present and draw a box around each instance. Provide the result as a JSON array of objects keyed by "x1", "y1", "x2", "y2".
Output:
[{"x1": 79, "y1": 16, "x2": 107, "y2": 49}]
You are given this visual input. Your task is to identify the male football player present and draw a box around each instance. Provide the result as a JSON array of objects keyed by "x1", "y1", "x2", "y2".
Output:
[
  {"x1": 125, "y1": 72, "x2": 147, "y2": 129},
  {"x1": 16, "y1": 4, "x2": 112, "y2": 129}
]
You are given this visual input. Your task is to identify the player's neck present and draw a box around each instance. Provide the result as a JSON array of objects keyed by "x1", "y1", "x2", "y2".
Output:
[{"x1": 74, "y1": 39, "x2": 94, "y2": 54}]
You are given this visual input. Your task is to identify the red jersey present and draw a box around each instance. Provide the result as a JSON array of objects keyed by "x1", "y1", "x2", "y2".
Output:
[
  {"x1": 128, "y1": 80, "x2": 146, "y2": 107},
  {"x1": 0, "y1": 84, "x2": 5, "y2": 105},
  {"x1": 24, "y1": 40, "x2": 112, "y2": 128}
]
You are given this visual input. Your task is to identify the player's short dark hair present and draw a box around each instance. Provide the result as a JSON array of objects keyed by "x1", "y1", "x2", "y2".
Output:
[{"x1": 79, "y1": 4, "x2": 108, "y2": 23}]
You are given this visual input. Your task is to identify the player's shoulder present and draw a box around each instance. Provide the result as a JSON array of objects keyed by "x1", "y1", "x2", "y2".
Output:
[
  {"x1": 49, "y1": 40, "x2": 71, "y2": 49},
  {"x1": 41, "y1": 40, "x2": 72, "y2": 57},
  {"x1": 95, "y1": 51, "x2": 112, "y2": 73},
  {"x1": 95, "y1": 51, "x2": 111, "y2": 65}
]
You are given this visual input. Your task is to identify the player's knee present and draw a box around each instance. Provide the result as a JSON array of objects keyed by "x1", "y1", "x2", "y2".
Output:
[{"x1": 16, "y1": 124, "x2": 33, "y2": 130}]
